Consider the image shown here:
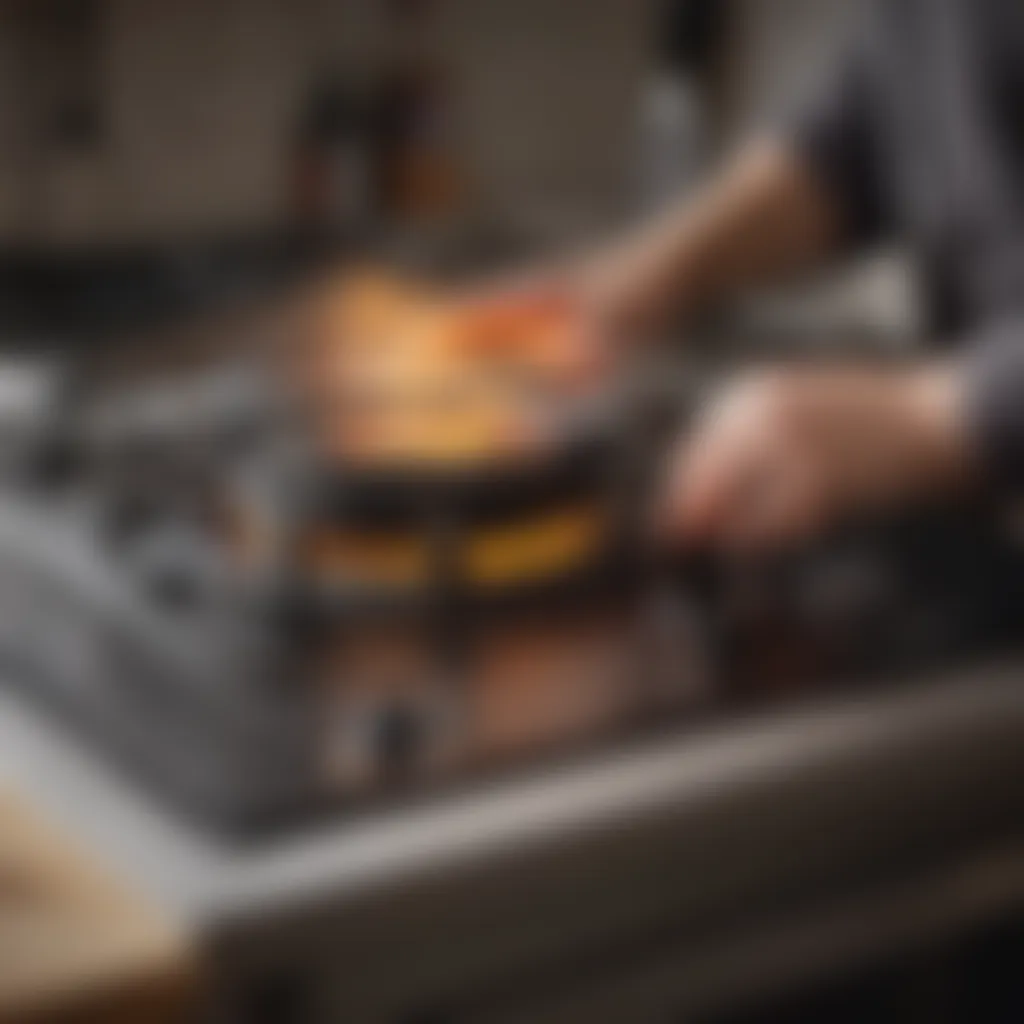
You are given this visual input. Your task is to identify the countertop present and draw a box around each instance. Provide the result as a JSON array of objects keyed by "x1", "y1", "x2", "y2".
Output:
[
  {"x1": 2, "y1": 660, "x2": 1024, "y2": 1019},
  {"x1": 0, "y1": 789, "x2": 193, "y2": 1023}
]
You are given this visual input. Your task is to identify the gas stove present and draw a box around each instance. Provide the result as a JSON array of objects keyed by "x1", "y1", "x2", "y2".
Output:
[{"x1": 0, "y1": 353, "x2": 1022, "y2": 841}]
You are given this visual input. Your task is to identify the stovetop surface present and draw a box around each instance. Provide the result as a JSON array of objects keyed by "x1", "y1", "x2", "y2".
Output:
[
  {"x1": 1, "y1": 475, "x2": 1023, "y2": 843},
  {"x1": 0, "y1": 327, "x2": 1023, "y2": 840}
]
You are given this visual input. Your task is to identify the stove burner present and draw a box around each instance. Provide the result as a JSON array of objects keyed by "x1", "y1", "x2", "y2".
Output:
[{"x1": 0, "y1": 349, "x2": 1022, "y2": 839}]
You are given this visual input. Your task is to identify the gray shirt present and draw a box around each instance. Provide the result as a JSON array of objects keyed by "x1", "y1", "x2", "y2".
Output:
[{"x1": 788, "y1": 0, "x2": 1024, "y2": 485}]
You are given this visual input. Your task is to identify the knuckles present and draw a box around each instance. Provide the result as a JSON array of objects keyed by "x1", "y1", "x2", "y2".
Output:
[{"x1": 711, "y1": 370, "x2": 804, "y2": 439}]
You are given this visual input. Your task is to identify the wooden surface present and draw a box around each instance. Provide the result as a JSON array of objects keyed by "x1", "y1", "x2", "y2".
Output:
[{"x1": 0, "y1": 791, "x2": 195, "y2": 1024}]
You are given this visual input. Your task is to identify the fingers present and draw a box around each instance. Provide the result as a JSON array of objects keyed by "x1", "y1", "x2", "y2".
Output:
[
  {"x1": 723, "y1": 452, "x2": 828, "y2": 551},
  {"x1": 658, "y1": 403, "x2": 762, "y2": 545},
  {"x1": 448, "y1": 263, "x2": 619, "y2": 394},
  {"x1": 658, "y1": 374, "x2": 830, "y2": 553},
  {"x1": 661, "y1": 429, "x2": 822, "y2": 552},
  {"x1": 661, "y1": 363, "x2": 971, "y2": 556}
]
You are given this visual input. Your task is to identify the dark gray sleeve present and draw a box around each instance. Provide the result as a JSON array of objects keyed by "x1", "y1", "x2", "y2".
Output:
[
  {"x1": 965, "y1": 319, "x2": 1024, "y2": 490},
  {"x1": 782, "y1": 17, "x2": 892, "y2": 250}
]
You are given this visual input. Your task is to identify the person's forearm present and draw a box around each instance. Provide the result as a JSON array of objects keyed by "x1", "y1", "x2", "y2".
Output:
[{"x1": 597, "y1": 138, "x2": 843, "y2": 336}]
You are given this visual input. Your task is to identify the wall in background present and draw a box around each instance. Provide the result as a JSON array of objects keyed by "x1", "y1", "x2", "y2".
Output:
[
  {"x1": 0, "y1": 4, "x2": 23, "y2": 239},
  {"x1": 103, "y1": 0, "x2": 305, "y2": 241},
  {"x1": 0, "y1": 0, "x2": 659, "y2": 244},
  {"x1": 0, "y1": 0, "x2": 855, "y2": 247}
]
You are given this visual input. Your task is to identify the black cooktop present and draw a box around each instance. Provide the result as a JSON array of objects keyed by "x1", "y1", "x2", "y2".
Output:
[{"x1": 0, "y1": 357, "x2": 1022, "y2": 840}]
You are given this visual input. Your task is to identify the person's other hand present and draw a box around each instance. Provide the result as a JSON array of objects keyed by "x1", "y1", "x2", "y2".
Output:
[{"x1": 659, "y1": 365, "x2": 973, "y2": 551}]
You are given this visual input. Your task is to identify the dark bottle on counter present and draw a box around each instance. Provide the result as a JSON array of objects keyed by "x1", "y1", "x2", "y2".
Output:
[
  {"x1": 369, "y1": 0, "x2": 461, "y2": 227},
  {"x1": 291, "y1": 71, "x2": 372, "y2": 240}
]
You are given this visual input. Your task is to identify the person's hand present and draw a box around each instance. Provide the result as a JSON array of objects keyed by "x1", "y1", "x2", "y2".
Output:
[
  {"x1": 450, "y1": 257, "x2": 624, "y2": 389},
  {"x1": 659, "y1": 364, "x2": 973, "y2": 551},
  {"x1": 561, "y1": 245, "x2": 663, "y2": 349},
  {"x1": 459, "y1": 241, "x2": 675, "y2": 382}
]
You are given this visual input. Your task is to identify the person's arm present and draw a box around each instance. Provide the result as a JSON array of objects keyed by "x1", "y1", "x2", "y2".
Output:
[
  {"x1": 659, "y1": 311, "x2": 1024, "y2": 551},
  {"x1": 575, "y1": 139, "x2": 843, "y2": 340},
  {"x1": 573, "y1": 7, "x2": 889, "y2": 344}
]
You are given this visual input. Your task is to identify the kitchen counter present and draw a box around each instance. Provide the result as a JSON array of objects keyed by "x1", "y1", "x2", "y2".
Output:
[
  {"x1": 0, "y1": 790, "x2": 193, "y2": 1024},
  {"x1": 2, "y1": 663, "x2": 1024, "y2": 1021}
]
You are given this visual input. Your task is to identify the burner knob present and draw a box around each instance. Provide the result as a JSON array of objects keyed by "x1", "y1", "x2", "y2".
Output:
[
  {"x1": 326, "y1": 692, "x2": 451, "y2": 788},
  {"x1": 127, "y1": 526, "x2": 220, "y2": 611},
  {"x1": 323, "y1": 688, "x2": 462, "y2": 791}
]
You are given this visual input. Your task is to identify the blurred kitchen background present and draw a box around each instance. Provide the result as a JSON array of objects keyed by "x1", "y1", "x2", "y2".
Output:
[
  {"x1": 0, "y1": 0, "x2": 910, "y2": 343},
  {"x1": 7, "y1": 4, "x2": 1024, "y2": 1024}
]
